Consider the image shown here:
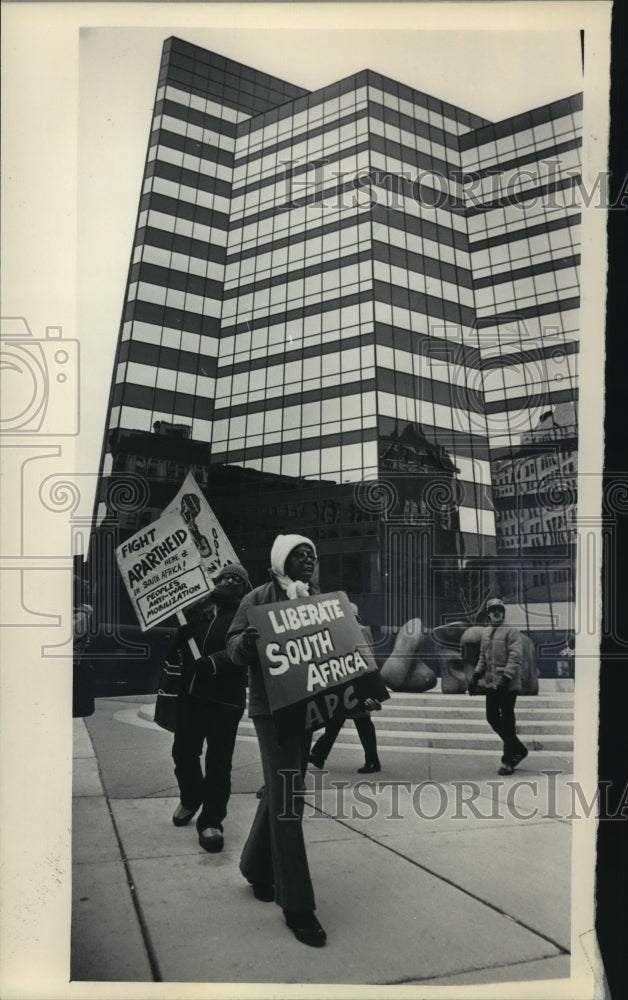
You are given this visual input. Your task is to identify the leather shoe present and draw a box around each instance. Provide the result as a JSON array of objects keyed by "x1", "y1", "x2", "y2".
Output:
[
  {"x1": 283, "y1": 910, "x2": 327, "y2": 947},
  {"x1": 198, "y1": 826, "x2": 224, "y2": 852},
  {"x1": 172, "y1": 803, "x2": 199, "y2": 826},
  {"x1": 252, "y1": 882, "x2": 274, "y2": 902},
  {"x1": 498, "y1": 763, "x2": 514, "y2": 775},
  {"x1": 511, "y1": 747, "x2": 529, "y2": 768},
  {"x1": 308, "y1": 754, "x2": 325, "y2": 770},
  {"x1": 357, "y1": 762, "x2": 381, "y2": 773}
]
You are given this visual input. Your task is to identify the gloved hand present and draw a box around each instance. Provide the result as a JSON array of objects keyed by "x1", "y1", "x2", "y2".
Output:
[
  {"x1": 468, "y1": 674, "x2": 480, "y2": 695},
  {"x1": 195, "y1": 655, "x2": 216, "y2": 676},
  {"x1": 363, "y1": 698, "x2": 381, "y2": 712},
  {"x1": 178, "y1": 624, "x2": 195, "y2": 641},
  {"x1": 241, "y1": 626, "x2": 259, "y2": 652},
  {"x1": 497, "y1": 674, "x2": 510, "y2": 691}
]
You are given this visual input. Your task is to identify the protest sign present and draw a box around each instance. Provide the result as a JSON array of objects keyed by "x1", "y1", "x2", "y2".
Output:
[
  {"x1": 115, "y1": 509, "x2": 211, "y2": 631},
  {"x1": 163, "y1": 472, "x2": 239, "y2": 578},
  {"x1": 246, "y1": 590, "x2": 389, "y2": 741}
]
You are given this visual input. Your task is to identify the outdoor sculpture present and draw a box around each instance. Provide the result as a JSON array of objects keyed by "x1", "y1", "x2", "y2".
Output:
[
  {"x1": 430, "y1": 622, "x2": 474, "y2": 693},
  {"x1": 379, "y1": 616, "x2": 539, "y2": 694},
  {"x1": 380, "y1": 619, "x2": 437, "y2": 692}
]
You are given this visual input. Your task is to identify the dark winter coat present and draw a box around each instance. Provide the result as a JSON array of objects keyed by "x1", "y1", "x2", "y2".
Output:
[
  {"x1": 168, "y1": 598, "x2": 247, "y2": 710},
  {"x1": 226, "y1": 578, "x2": 319, "y2": 716}
]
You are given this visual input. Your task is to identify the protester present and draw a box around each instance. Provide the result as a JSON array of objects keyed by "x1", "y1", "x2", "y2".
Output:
[
  {"x1": 226, "y1": 534, "x2": 326, "y2": 948},
  {"x1": 73, "y1": 572, "x2": 95, "y2": 718},
  {"x1": 309, "y1": 604, "x2": 382, "y2": 773},
  {"x1": 309, "y1": 702, "x2": 381, "y2": 773},
  {"x1": 468, "y1": 597, "x2": 528, "y2": 775},
  {"x1": 169, "y1": 563, "x2": 250, "y2": 853}
]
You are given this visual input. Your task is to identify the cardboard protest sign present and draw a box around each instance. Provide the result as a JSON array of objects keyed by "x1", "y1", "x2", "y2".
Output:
[
  {"x1": 163, "y1": 472, "x2": 239, "y2": 578},
  {"x1": 246, "y1": 590, "x2": 389, "y2": 741},
  {"x1": 115, "y1": 510, "x2": 211, "y2": 631}
]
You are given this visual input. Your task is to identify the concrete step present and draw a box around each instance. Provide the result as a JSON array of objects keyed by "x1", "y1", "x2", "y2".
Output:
[
  {"x1": 237, "y1": 719, "x2": 571, "y2": 753},
  {"x1": 369, "y1": 693, "x2": 574, "y2": 750},
  {"x1": 352, "y1": 717, "x2": 573, "y2": 735},
  {"x1": 377, "y1": 706, "x2": 574, "y2": 722},
  {"x1": 140, "y1": 689, "x2": 575, "y2": 753},
  {"x1": 382, "y1": 694, "x2": 573, "y2": 710}
]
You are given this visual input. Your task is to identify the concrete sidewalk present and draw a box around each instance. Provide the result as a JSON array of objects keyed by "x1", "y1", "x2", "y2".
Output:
[{"x1": 72, "y1": 695, "x2": 575, "y2": 988}]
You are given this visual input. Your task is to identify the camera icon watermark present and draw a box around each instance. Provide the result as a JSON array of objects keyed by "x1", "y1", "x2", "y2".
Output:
[{"x1": 0, "y1": 316, "x2": 79, "y2": 436}]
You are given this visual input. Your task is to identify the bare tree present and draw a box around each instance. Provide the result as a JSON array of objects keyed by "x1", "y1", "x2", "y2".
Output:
[{"x1": 457, "y1": 572, "x2": 492, "y2": 623}]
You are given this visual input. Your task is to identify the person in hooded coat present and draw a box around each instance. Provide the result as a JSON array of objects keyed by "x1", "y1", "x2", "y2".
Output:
[
  {"x1": 226, "y1": 534, "x2": 327, "y2": 948},
  {"x1": 169, "y1": 563, "x2": 251, "y2": 853},
  {"x1": 468, "y1": 597, "x2": 528, "y2": 775}
]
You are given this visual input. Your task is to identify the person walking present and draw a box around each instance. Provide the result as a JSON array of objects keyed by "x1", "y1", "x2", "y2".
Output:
[
  {"x1": 226, "y1": 534, "x2": 326, "y2": 948},
  {"x1": 309, "y1": 702, "x2": 381, "y2": 773},
  {"x1": 309, "y1": 604, "x2": 382, "y2": 773},
  {"x1": 468, "y1": 597, "x2": 528, "y2": 775},
  {"x1": 73, "y1": 572, "x2": 95, "y2": 718},
  {"x1": 169, "y1": 563, "x2": 251, "y2": 853}
]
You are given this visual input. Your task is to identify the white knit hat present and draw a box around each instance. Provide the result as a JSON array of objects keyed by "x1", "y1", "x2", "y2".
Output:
[{"x1": 270, "y1": 534, "x2": 317, "y2": 578}]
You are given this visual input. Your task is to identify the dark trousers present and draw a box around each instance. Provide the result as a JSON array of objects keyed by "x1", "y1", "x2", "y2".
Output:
[
  {"x1": 72, "y1": 656, "x2": 94, "y2": 718},
  {"x1": 311, "y1": 713, "x2": 379, "y2": 766},
  {"x1": 485, "y1": 690, "x2": 527, "y2": 762},
  {"x1": 172, "y1": 695, "x2": 244, "y2": 831},
  {"x1": 240, "y1": 715, "x2": 315, "y2": 913}
]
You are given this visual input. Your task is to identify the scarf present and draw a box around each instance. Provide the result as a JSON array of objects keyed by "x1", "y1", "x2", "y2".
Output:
[{"x1": 274, "y1": 575, "x2": 312, "y2": 601}]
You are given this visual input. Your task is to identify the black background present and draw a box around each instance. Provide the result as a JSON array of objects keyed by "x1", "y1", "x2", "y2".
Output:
[{"x1": 597, "y1": 4, "x2": 628, "y2": 999}]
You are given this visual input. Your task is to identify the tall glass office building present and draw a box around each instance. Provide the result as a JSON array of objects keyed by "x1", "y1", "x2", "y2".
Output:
[{"x1": 95, "y1": 35, "x2": 580, "y2": 640}]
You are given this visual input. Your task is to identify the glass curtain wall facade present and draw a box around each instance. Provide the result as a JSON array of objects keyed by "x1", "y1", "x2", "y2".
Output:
[
  {"x1": 103, "y1": 39, "x2": 309, "y2": 468},
  {"x1": 460, "y1": 97, "x2": 581, "y2": 630},
  {"x1": 95, "y1": 35, "x2": 581, "y2": 637}
]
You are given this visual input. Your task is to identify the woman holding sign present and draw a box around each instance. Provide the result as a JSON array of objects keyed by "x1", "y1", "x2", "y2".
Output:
[{"x1": 227, "y1": 534, "x2": 326, "y2": 948}]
